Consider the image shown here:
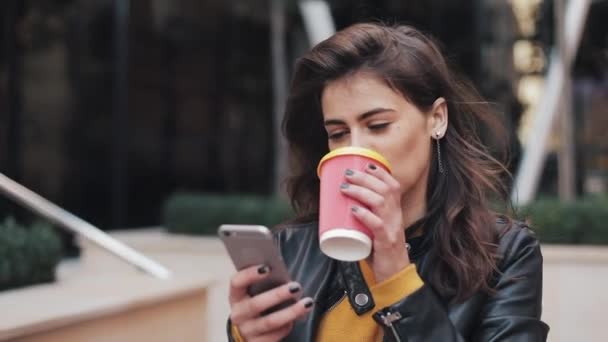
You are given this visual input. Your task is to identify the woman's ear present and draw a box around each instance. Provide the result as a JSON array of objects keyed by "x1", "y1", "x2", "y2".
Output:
[{"x1": 427, "y1": 97, "x2": 448, "y2": 138}]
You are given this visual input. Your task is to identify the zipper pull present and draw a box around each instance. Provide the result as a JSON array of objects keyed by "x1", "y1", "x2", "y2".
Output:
[
  {"x1": 380, "y1": 311, "x2": 402, "y2": 327},
  {"x1": 380, "y1": 311, "x2": 403, "y2": 342}
]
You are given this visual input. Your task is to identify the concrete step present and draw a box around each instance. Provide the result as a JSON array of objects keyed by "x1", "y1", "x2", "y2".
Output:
[
  {"x1": 2, "y1": 227, "x2": 607, "y2": 342},
  {"x1": 0, "y1": 228, "x2": 232, "y2": 342}
]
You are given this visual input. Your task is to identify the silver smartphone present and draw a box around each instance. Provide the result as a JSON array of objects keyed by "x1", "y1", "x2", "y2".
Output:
[{"x1": 218, "y1": 224, "x2": 295, "y2": 313}]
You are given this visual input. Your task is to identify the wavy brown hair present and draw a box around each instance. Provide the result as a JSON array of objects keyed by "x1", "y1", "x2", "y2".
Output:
[{"x1": 282, "y1": 23, "x2": 512, "y2": 302}]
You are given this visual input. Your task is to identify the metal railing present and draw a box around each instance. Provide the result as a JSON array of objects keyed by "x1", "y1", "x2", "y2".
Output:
[{"x1": 0, "y1": 172, "x2": 172, "y2": 279}]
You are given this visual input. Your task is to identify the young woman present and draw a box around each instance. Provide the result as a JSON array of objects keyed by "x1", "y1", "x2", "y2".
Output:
[{"x1": 227, "y1": 23, "x2": 549, "y2": 342}]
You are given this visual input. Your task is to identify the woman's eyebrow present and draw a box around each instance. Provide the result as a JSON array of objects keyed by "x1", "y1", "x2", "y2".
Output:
[{"x1": 323, "y1": 107, "x2": 395, "y2": 126}]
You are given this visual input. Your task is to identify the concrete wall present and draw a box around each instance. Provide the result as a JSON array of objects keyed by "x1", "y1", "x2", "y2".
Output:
[
  {"x1": 2, "y1": 230, "x2": 607, "y2": 342},
  {"x1": 16, "y1": 291, "x2": 207, "y2": 342}
]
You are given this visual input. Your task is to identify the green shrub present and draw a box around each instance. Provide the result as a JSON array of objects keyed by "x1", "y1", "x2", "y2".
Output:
[
  {"x1": 164, "y1": 192, "x2": 608, "y2": 245},
  {"x1": 520, "y1": 196, "x2": 608, "y2": 245},
  {"x1": 0, "y1": 218, "x2": 62, "y2": 291},
  {"x1": 163, "y1": 193, "x2": 294, "y2": 235}
]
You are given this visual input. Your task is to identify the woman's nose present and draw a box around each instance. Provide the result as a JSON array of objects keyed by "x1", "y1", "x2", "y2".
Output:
[{"x1": 349, "y1": 131, "x2": 370, "y2": 149}]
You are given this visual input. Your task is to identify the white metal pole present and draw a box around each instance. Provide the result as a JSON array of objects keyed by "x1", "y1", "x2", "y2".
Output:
[
  {"x1": 511, "y1": 0, "x2": 591, "y2": 206},
  {"x1": 298, "y1": 0, "x2": 336, "y2": 46},
  {"x1": 556, "y1": 0, "x2": 576, "y2": 201}
]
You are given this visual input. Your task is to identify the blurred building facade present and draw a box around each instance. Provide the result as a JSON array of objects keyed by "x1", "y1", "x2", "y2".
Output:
[{"x1": 0, "y1": 0, "x2": 606, "y2": 234}]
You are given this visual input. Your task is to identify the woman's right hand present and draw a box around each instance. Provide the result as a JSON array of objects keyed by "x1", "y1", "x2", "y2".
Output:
[{"x1": 229, "y1": 264, "x2": 314, "y2": 342}]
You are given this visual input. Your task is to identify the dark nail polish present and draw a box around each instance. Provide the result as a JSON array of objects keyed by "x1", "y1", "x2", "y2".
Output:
[
  {"x1": 345, "y1": 169, "x2": 354, "y2": 176},
  {"x1": 368, "y1": 163, "x2": 377, "y2": 170},
  {"x1": 304, "y1": 299, "x2": 314, "y2": 308},
  {"x1": 340, "y1": 183, "x2": 349, "y2": 189},
  {"x1": 257, "y1": 265, "x2": 270, "y2": 274},
  {"x1": 289, "y1": 284, "x2": 301, "y2": 294}
]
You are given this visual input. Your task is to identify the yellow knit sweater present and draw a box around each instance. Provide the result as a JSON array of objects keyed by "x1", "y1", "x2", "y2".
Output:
[
  {"x1": 232, "y1": 261, "x2": 424, "y2": 341},
  {"x1": 317, "y1": 261, "x2": 423, "y2": 341}
]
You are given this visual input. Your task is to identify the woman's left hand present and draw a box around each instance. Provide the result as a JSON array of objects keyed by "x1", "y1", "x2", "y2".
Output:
[{"x1": 341, "y1": 163, "x2": 410, "y2": 282}]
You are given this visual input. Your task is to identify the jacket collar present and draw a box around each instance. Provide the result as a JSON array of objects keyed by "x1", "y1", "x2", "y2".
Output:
[{"x1": 336, "y1": 227, "x2": 433, "y2": 315}]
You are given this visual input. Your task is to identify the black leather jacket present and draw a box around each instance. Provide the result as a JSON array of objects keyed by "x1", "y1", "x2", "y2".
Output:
[{"x1": 228, "y1": 220, "x2": 549, "y2": 341}]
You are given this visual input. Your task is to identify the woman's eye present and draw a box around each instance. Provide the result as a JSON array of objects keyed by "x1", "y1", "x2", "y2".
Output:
[
  {"x1": 328, "y1": 131, "x2": 347, "y2": 141},
  {"x1": 369, "y1": 123, "x2": 390, "y2": 131}
]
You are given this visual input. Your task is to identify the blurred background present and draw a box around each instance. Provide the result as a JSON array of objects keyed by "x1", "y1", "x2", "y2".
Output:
[
  {"x1": 0, "y1": 1, "x2": 606, "y2": 341},
  {"x1": 1, "y1": 0, "x2": 607, "y2": 236}
]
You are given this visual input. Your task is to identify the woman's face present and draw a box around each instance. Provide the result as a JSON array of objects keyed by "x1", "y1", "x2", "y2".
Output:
[{"x1": 321, "y1": 72, "x2": 445, "y2": 201}]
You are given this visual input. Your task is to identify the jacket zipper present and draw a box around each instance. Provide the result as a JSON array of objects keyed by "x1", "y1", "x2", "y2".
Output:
[
  {"x1": 325, "y1": 290, "x2": 347, "y2": 313},
  {"x1": 379, "y1": 311, "x2": 403, "y2": 342}
]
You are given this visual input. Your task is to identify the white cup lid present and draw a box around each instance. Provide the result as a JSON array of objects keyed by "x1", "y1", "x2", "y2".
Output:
[{"x1": 320, "y1": 228, "x2": 372, "y2": 261}]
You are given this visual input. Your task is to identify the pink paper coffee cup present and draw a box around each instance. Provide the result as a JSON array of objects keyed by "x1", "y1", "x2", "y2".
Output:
[{"x1": 317, "y1": 147, "x2": 392, "y2": 261}]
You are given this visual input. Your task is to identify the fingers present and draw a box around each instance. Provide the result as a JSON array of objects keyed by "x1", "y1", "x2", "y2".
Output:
[
  {"x1": 350, "y1": 205, "x2": 404, "y2": 249},
  {"x1": 341, "y1": 164, "x2": 403, "y2": 240},
  {"x1": 350, "y1": 204, "x2": 384, "y2": 232},
  {"x1": 228, "y1": 266, "x2": 313, "y2": 341},
  {"x1": 341, "y1": 181, "x2": 385, "y2": 209},
  {"x1": 364, "y1": 163, "x2": 401, "y2": 191},
  {"x1": 239, "y1": 297, "x2": 314, "y2": 338},
  {"x1": 231, "y1": 281, "x2": 303, "y2": 324},
  {"x1": 229, "y1": 264, "x2": 271, "y2": 305},
  {"x1": 342, "y1": 165, "x2": 400, "y2": 206},
  {"x1": 341, "y1": 168, "x2": 393, "y2": 211},
  {"x1": 345, "y1": 166, "x2": 390, "y2": 194}
]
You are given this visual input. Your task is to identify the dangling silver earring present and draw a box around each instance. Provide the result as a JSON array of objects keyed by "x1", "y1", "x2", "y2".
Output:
[{"x1": 435, "y1": 131, "x2": 444, "y2": 174}]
